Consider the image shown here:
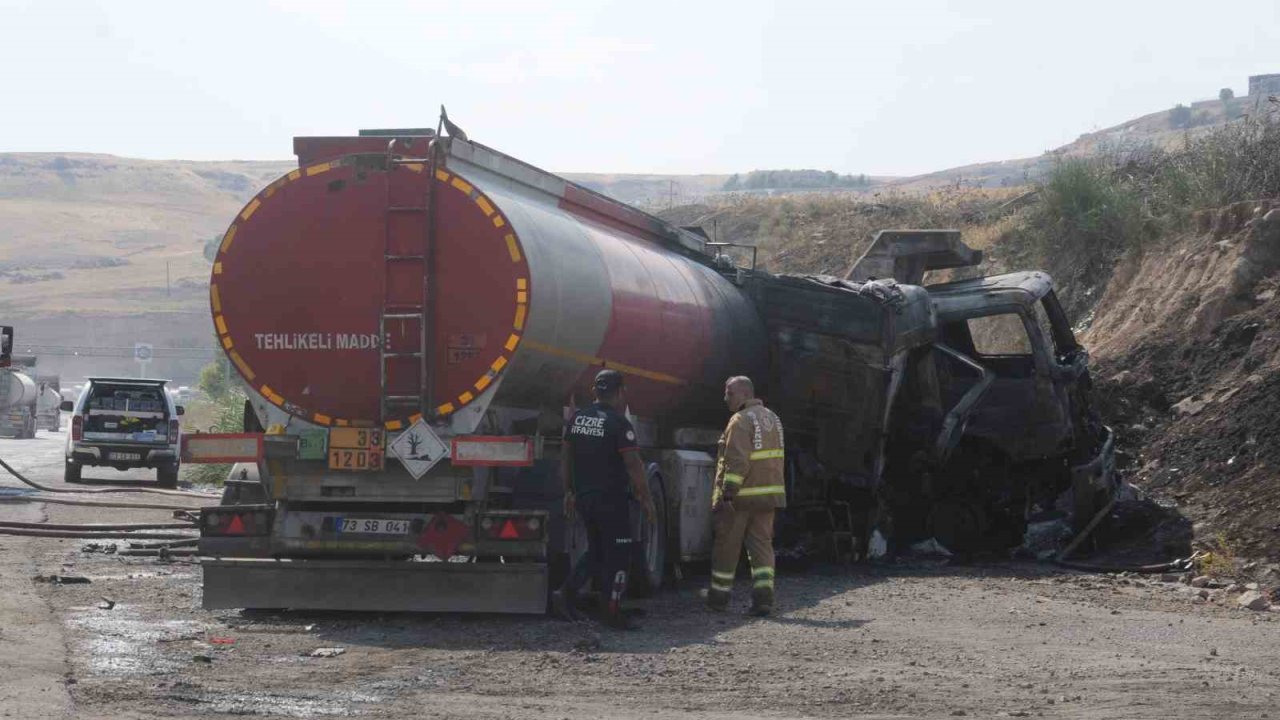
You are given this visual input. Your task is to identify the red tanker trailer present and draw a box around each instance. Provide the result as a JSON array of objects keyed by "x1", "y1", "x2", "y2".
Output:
[
  {"x1": 199, "y1": 128, "x2": 774, "y2": 612},
  {"x1": 198, "y1": 126, "x2": 1115, "y2": 613}
]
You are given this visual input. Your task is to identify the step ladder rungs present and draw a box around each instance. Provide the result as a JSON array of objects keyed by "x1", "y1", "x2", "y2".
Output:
[
  {"x1": 382, "y1": 312, "x2": 422, "y2": 320},
  {"x1": 382, "y1": 352, "x2": 424, "y2": 359},
  {"x1": 385, "y1": 254, "x2": 426, "y2": 261},
  {"x1": 384, "y1": 395, "x2": 422, "y2": 403},
  {"x1": 388, "y1": 206, "x2": 427, "y2": 212}
]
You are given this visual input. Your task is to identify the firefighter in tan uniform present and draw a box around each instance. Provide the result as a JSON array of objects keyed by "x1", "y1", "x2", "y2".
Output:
[{"x1": 706, "y1": 376, "x2": 785, "y2": 616}]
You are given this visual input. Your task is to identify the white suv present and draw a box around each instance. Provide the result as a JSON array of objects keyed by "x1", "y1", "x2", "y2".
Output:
[{"x1": 63, "y1": 377, "x2": 184, "y2": 488}]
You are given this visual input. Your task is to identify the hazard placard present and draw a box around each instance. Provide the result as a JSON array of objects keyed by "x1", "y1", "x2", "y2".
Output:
[{"x1": 388, "y1": 418, "x2": 449, "y2": 479}]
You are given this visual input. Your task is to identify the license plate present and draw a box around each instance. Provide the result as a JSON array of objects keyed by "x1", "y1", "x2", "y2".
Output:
[
  {"x1": 112, "y1": 452, "x2": 142, "y2": 461},
  {"x1": 334, "y1": 518, "x2": 411, "y2": 535}
]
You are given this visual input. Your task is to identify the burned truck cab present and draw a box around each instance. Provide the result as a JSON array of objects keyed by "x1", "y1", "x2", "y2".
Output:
[
  {"x1": 849, "y1": 231, "x2": 1117, "y2": 553},
  {"x1": 926, "y1": 272, "x2": 1115, "y2": 544}
]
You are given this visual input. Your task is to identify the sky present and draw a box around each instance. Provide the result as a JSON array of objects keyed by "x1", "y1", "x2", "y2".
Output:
[{"x1": 2, "y1": 0, "x2": 1278, "y2": 176}]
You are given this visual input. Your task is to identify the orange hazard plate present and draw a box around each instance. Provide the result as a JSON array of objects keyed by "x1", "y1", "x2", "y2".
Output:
[{"x1": 328, "y1": 448, "x2": 385, "y2": 471}]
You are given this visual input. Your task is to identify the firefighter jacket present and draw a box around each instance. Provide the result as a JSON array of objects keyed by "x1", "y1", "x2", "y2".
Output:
[{"x1": 714, "y1": 398, "x2": 786, "y2": 510}]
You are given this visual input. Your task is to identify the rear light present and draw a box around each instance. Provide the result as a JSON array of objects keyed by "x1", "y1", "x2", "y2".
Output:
[
  {"x1": 168, "y1": 419, "x2": 179, "y2": 440},
  {"x1": 71, "y1": 415, "x2": 84, "y2": 441},
  {"x1": 201, "y1": 507, "x2": 274, "y2": 537},
  {"x1": 481, "y1": 513, "x2": 546, "y2": 541}
]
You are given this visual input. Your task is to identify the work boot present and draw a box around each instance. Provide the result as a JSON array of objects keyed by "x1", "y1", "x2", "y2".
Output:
[
  {"x1": 748, "y1": 587, "x2": 774, "y2": 617},
  {"x1": 551, "y1": 588, "x2": 584, "y2": 622},
  {"x1": 701, "y1": 587, "x2": 730, "y2": 612}
]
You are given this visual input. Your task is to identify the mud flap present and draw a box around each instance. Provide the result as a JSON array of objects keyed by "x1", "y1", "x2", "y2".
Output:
[{"x1": 201, "y1": 558, "x2": 548, "y2": 614}]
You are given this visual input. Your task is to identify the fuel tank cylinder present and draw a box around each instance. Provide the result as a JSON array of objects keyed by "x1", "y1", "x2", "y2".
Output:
[
  {"x1": 0, "y1": 369, "x2": 37, "y2": 409},
  {"x1": 211, "y1": 135, "x2": 765, "y2": 432}
]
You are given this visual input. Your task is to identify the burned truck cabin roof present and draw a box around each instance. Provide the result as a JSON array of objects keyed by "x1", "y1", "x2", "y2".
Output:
[
  {"x1": 746, "y1": 273, "x2": 935, "y2": 356},
  {"x1": 926, "y1": 271, "x2": 1055, "y2": 320}
]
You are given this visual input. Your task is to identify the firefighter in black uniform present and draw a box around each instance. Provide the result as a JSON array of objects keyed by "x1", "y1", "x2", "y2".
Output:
[{"x1": 552, "y1": 369, "x2": 656, "y2": 629}]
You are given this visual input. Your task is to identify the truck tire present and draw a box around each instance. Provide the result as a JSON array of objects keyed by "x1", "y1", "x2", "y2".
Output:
[
  {"x1": 64, "y1": 461, "x2": 81, "y2": 484},
  {"x1": 157, "y1": 463, "x2": 179, "y2": 489},
  {"x1": 630, "y1": 471, "x2": 667, "y2": 597}
]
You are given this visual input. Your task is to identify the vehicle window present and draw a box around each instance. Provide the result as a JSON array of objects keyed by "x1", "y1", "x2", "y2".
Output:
[
  {"x1": 88, "y1": 384, "x2": 167, "y2": 413},
  {"x1": 966, "y1": 313, "x2": 1032, "y2": 356}
]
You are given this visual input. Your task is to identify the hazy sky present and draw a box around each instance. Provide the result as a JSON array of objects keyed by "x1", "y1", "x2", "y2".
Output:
[{"x1": 3, "y1": 0, "x2": 1277, "y2": 176}]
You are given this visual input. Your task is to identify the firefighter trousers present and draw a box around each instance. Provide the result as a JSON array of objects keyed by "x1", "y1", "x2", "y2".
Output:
[
  {"x1": 565, "y1": 493, "x2": 633, "y2": 616},
  {"x1": 709, "y1": 507, "x2": 776, "y2": 602}
]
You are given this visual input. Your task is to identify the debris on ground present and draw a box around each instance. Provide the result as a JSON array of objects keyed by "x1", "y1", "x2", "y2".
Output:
[
  {"x1": 908, "y1": 538, "x2": 953, "y2": 557},
  {"x1": 33, "y1": 574, "x2": 90, "y2": 584},
  {"x1": 97, "y1": 597, "x2": 115, "y2": 610},
  {"x1": 307, "y1": 647, "x2": 346, "y2": 658},
  {"x1": 1238, "y1": 591, "x2": 1271, "y2": 611},
  {"x1": 1022, "y1": 518, "x2": 1074, "y2": 557}
]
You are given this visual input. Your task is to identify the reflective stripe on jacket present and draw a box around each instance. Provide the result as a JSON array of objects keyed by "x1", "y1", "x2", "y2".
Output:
[{"x1": 714, "y1": 398, "x2": 786, "y2": 510}]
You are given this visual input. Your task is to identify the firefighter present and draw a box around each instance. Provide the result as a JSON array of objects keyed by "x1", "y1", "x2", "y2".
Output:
[
  {"x1": 553, "y1": 369, "x2": 656, "y2": 629},
  {"x1": 706, "y1": 375, "x2": 786, "y2": 616}
]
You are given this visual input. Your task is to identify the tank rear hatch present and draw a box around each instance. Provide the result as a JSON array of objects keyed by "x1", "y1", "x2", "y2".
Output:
[{"x1": 211, "y1": 155, "x2": 530, "y2": 431}]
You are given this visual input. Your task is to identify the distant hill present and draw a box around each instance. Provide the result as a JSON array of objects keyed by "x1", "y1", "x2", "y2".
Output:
[{"x1": 882, "y1": 94, "x2": 1260, "y2": 192}]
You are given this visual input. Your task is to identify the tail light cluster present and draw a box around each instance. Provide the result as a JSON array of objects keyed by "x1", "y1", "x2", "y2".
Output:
[
  {"x1": 71, "y1": 415, "x2": 84, "y2": 441},
  {"x1": 201, "y1": 506, "x2": 274, "y2": 537},
  {"x1": 168, "y1": 419, "x2": 180, "y2": 440},
  {"x1": 479, "y1": 514, "x2": 545, "y2": 541}
]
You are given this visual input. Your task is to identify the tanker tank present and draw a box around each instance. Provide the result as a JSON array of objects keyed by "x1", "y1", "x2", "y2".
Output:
[
  {"x1": 211, "y1": 135, "x2": 766, "y2": 435},
  {"x1": 0, "y1": 368, "x2": 36, "y2": 409}
]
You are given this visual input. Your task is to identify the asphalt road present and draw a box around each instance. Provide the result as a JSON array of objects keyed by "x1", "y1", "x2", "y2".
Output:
[{"x1": 3, "y1": 428, "x2": 1280, "y2": 719}]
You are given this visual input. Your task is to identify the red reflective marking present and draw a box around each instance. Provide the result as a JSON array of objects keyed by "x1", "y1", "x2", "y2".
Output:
[
  {"x1": 499, "y1": 519, "x2": 520, "y2": 540},
  {"x1": 225, "y1": 515, "x2": 246, "y2": 535}
]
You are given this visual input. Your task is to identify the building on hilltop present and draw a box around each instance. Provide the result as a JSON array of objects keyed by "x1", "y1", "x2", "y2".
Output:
[{"x1": 1248, "y1": 74, "x2": 1280, "y2": 97}]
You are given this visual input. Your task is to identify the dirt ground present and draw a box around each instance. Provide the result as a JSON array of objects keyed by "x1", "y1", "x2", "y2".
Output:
[{"x1": 4, "y1": 429, "x2": 1280, "y2": 720}]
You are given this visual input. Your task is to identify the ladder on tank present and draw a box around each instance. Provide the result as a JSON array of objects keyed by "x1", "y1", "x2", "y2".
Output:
[{"x1": 378, "y1": 140, "x2": 435, "y2": 428}]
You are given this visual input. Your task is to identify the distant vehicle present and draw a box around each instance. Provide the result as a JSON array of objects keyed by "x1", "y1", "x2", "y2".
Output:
[
  {"x1": 0, "y1": 327, "x2": 38, "y2": 439},
  {"x1": 62, "y1": 377, "x2": 185, "y2": 487},
  {"x1": 0, "y1": 368, "x2": 38, "y2": 439},
  {"x1": 35, "y1": 376, "x2": 61, "y2": 432}
]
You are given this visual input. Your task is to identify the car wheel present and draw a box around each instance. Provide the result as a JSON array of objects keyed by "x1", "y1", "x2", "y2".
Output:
[
  {"x1": 630, "y1": 470, "x2": 667, "y2": 597},
  {"x1": 64, "y1": 461, "x2": 82, "y2": 484},
  {"x1": 157, "y1": 463, "x2": 179, "y2": 489}
]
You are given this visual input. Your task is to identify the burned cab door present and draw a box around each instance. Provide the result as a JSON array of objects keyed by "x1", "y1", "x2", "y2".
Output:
[{"x1": 937, "y1": 308, "x2": 1068, "y2": 459}]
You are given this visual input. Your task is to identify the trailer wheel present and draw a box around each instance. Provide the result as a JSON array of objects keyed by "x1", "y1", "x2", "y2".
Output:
[{"x1": 630, "y1": 471, "x2": 667, "y2": 597}]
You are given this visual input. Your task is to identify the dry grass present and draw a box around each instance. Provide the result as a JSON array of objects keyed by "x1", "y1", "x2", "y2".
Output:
[
  {"x1": 665, "y1": 185, "x2": 1030, "y2": 278},
  {"x1": 1196, "y1": 533, "x2": 1240, "y2": 578}
]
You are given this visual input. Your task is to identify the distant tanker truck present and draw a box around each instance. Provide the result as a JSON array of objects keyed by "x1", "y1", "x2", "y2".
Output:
[
  {"x1": 198, "y1": 128, "x2": 1115, "y2": 613},
  {"x1": 0, "y1": 328, "x2": 39, "y2": 439}
]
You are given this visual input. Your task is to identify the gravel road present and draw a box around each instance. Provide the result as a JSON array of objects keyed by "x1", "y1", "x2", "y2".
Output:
[{"x1": 3, "y1": 429, "x2": 1280, "y2": 719}]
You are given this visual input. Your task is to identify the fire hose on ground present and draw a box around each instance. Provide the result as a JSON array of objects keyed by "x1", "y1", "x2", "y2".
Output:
[{"x1": 0, "y1": 455, "x2": 213, "y2": 500}]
